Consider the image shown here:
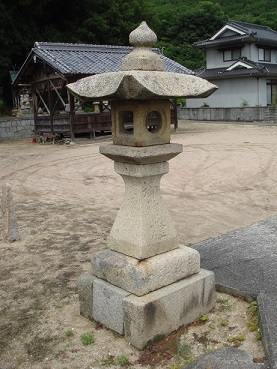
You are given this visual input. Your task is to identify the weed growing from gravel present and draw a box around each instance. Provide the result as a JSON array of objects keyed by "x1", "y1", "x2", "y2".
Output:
[
  {"x1": 199, "y1": 314, "x2": 209, "y2": 323},
  {"x1": 177, "y1": 341, "x2": 191, "y2": 359},
  {"x1": 170, "y1": 356, "x2": 195, "y2": 369},
  {"x1": 100, "y1": 354, "x2": 115, "y2": 367},
  {"x1": 247, "y1": 301, "x2": 259, "y2": 331},
  {"x1": 118, "y1": 355, "x2": 129, "y2": 366},
  {"x1": 220, "y1": 319, "x2": 229, "y2": 327},
  {"x1": 80, "y1": 332, "x2": 94, "y2": 345},
  {"x1": 177, "y1": 335, "x2": 195, "y2": 364},
  {"x1": 236, "y1": 334, "x2": 246, "y2": 342},
  {"x1": 217, "y1": 298, "x2": 232, "y2": 311},
  {"x1": 256, "y1": 330, "x2": 262, "y2": 341},
  {"x1": 247, "y1": 300, "x2": 262, "y2": 340},
  {"x1": 65, "y1": 329, "x2": 74, "y2": 337}
]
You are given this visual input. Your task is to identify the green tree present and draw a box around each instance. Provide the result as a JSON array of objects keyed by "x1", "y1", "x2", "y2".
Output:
[
  {"x1": 156, "y1": 1, "x2": 227, "y2": 69},
  {"x1": 0, "y1": 0, "x2": 154, "y2": 106},
  {"x1": 173, "y1": 2, "x2": 227, "y2": 44},
  {"x1": 3, "y1": 0, "x2": 277, "y2": 109},
  {"x1": 74, "y1": 0, "x2": 155, "y2": 45}
]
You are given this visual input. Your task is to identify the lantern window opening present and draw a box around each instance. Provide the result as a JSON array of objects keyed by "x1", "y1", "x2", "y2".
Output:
[
  {"x1": 120, "y1": 110, "x2": 134, "y2": 134},
  {"x1": 146, "y1": 110, "x2": 162, "y2": 133}
]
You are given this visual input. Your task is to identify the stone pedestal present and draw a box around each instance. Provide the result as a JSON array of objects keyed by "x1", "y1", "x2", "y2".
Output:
[
  {"x1": 78, "y1": 143, "x2": 215, "y2": 349},
  {"x1": 92, "y1": 245, "x2": 200, "y2": 296},
  {"x1": 123, "y1": 269, "x2": 214, "y2": 349},
  {"x1": 91, "y1": 269, "x2": 214, "y2": 349}
]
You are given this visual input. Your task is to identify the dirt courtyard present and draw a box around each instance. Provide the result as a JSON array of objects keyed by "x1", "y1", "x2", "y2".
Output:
[{"x1": 0, "y1": 121, "x2": 276, "y2": 368}]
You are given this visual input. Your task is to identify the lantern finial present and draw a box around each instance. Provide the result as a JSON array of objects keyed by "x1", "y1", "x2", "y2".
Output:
[{"x1": 121, "y1": 21, "x2": 164, "y2": 71}]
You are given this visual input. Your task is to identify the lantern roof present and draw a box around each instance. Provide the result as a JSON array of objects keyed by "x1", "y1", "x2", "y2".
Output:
[{"x1": 67, "y1": 22, "x2": 217, "y2": 100}]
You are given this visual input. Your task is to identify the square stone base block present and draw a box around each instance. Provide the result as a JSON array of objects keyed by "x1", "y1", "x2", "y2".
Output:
[
  {"x1": 91, "y1": 269, "x2": 215, "y2": 349},
  {"x1": 92, "y1": 245, "x2": 200, "y2": 296},
  {"x1": 93, "y1": 278, "x2": 130, "y2": 335}
]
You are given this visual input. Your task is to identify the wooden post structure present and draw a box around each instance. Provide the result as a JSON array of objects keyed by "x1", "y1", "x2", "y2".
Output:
[
  {"x1": 48, "y1": 80, "x2": 54, "y2": 134},
  {"x1": 69, "y1": 93, "x2": 75, "y2": 141}
]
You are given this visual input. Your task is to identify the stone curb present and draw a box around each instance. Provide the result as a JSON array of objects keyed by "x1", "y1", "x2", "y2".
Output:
[
  {"x1": 191, "y1": 216, "x2": 277, "y2": 368},
  {"x1": 181, "y1": 347, "x2": 267, "y2": 369},
  {"x1": 258, "y1": 293, "x2": 277, "y2": 369}
]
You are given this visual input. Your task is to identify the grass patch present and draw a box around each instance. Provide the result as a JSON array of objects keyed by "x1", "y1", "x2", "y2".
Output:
[
  {"x1": 118, "y1": 355, "x2": 129, "y2": 366},
  {"x1": 100, "y1": 354, "x2": 115, "y2": 367},
  {"x1": 199, "y1": 314, "x2": 209, "y2": 323},
  {"x1": 247, "y1": 301, "x2": 259, "y2": 331},
  {"x1": 220, "y1": 319, "x2": 229, "y2": 327},
  {"x1": 247, "y1": 301, "x2": 262, "y2": 340},
  {"x1": 80, "y1": 332, "x2": 94, "y2": 345},
  {"x1": 65, "y1": 329, "x2": 74, "y2": 337},
  {"x1": 177, "y1": 336, "x2": 192, "y2": 360},
  {"x1": 216, "y1": 298, "x2": 232, "y2": 311}
]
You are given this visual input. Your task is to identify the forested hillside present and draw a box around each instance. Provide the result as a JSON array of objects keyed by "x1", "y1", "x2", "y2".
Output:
[
  {"x1": 149, "y1": 0, "x2": 277, "y2": 69},
  {"x1": 1, "y1": 0, "x2": 277, "y2": 108}
]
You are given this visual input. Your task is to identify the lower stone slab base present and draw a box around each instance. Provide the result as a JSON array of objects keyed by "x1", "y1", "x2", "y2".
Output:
[
  {"x1": 89, "y1": 269, "x2": 215, "y2": 349},
  {"x1": 93, "y1": 278, "x2": 130, "y2": 335}
]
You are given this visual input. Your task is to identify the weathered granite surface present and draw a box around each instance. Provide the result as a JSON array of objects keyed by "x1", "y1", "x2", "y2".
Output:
[
  {"x1": 93, "y1": 277, "x2": 130, "y2": 335},
  {"x1": 100, "y1": 142, "x2": 183, "y2": 164},
  {"x1": 92, "y1": 245, "x2": 200, "y2": 296},
  {"x1": 67, "y1": 70, "x2": 217, "y2": 101},
  {"x1": 123, "y1": 269, "x2": 215, "y2": 349},
  {"x1": 108, "y1": 161, "x2": 179, "y2": 259},
  {"x1": 76, "y1": 273, "x2": 94, "y2": 320},
  {"x1": 111, "y1": 99, "x2": 171, "y2": 146},
  {"x1": 121, "y1": 21, "x2": 164, "y2": 72}
]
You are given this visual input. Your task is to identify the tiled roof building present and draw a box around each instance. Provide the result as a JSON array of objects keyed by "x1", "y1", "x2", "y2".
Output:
[
  {"x1": 14, "y1": 42, "x2": 192, "y2": 86},
  {"x1": 13, "y1": 42, "x2": 192, "y2": 136},
  {"x1": 186, "y1": 20, "x2": 277, "y2": 108}
]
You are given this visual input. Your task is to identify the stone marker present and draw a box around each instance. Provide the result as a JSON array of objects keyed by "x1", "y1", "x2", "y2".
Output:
[
  {"x1": 1, "y1": 183, "x2": 20, "y2": 242},
  {"x1": 68, "y1": 21, "x2": 217, "y2": 349}
]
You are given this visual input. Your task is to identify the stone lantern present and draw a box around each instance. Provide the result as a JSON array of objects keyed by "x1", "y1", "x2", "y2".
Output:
[{"x1": 67, "y1": 22, "x2": 217, "y2": 349}]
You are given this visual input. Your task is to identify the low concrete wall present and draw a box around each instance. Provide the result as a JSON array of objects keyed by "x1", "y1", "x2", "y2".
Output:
[
  {"x1": 0, "y1": 117, "x2": 35, "y2": 141},
  {"x1": 179, "y1": 107, "x2": 277, "y2": 123}
]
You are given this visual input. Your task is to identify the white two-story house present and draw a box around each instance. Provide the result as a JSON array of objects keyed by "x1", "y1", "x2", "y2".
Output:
[{"x1": 186, "y1": 20, "x2": 277, "y2": 108}]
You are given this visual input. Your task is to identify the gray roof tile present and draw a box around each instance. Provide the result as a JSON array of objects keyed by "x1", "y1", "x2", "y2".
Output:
[
  {"x1": 229, "y1": 20, "x2": 277, "y2": 41},
  {"x1": 195, "y1": 20, "x2": 277, "y2": 48},
  {"x1": 196, "y1": 58, "x2": 277, "y2": 79},
  {"x1": 33, "y1": 42, "x2": 192, "y2": 75}
]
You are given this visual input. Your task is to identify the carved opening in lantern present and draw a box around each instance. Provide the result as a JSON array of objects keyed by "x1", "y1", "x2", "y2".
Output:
[
  {"x1": 146, "y1": 111, "x2": 162, "y2": 133},
  {"x1": 120, "y1": 111, "x2": 134, "y2": 134}
]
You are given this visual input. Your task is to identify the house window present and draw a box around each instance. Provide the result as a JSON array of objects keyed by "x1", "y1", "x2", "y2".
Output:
[
  {"x1": 259, "y1": 48, "x2": 271, "y2": 62},
  {"x1": 223, "y1": 49, "x2": 241, "y2": 61},
  {"x1": 266, "y1": 80, "x2": 277, "y2": 105}
]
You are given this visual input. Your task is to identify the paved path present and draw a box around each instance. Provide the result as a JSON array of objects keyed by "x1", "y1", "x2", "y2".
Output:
[{"x1": 185, "y1": 216, "x2": 277, "y2": 368}]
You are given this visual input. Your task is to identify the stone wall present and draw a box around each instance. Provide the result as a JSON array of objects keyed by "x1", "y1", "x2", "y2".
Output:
[
  {"x1": 1, "y1": 107, "x2": 277, "y2": 142},
  {"x1": 179, "y1": 106, "x2": 277, "y2": 124},
  {"x1": 0, "y1": 118, "x2": 35, "y2": 141}
]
